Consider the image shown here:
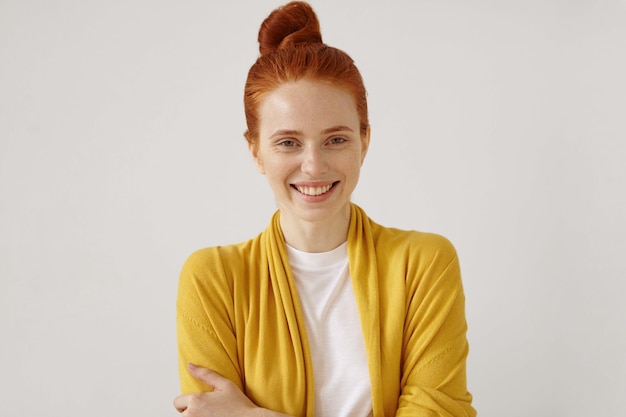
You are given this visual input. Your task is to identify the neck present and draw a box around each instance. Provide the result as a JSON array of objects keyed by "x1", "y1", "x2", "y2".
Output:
[{"x1": 279, "y1": 206, "x2": 351, "y2": 253}]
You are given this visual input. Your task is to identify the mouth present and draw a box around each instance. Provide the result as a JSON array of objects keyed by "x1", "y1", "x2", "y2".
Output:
[{"x1": 292, "y1": 182, "x2": 338, "y2": 196}]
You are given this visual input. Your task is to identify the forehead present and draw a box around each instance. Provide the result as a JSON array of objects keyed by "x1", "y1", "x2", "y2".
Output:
[{"x1": 258, "y1": 79, "x2": 359, "y2": 134}]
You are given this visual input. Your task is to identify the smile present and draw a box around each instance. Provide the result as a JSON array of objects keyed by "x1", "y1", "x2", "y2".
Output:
[{"x1": 293, "y1": 182, "x2": 337, "y2": 196}]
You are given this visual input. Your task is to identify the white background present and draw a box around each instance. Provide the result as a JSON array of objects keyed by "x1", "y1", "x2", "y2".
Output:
[{"x1": 1, "y1": 0, "x2": 625, "y2": 415}]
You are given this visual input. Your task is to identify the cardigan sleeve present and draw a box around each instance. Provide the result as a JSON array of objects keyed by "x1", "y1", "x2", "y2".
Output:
[
  {"x1": 176, "y1": 248, "x2": 244, "y2": 394},
  {"x1": 396, "y1": 235, "x2": 476, "y2": 417}
]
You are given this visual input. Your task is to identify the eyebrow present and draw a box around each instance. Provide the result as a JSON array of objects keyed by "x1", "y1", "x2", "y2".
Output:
[{"x1": 270, "y1": 125, "x2": 354, "y2": 138}]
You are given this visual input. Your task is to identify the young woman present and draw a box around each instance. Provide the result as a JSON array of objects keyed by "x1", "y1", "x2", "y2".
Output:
[{"x1": 174, "y1": 2, "x2": 475, "y2": 416}]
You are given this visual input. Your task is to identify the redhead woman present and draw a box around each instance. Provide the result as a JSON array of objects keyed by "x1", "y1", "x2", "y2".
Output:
[{"x1": 174, "y1": 2, "x2": 476, "y2": 416}]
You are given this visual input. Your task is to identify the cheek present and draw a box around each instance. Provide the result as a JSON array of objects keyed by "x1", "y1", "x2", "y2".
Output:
[
  {"x1": 339, "y1": 154, "x2": 363, "y2": 177},
  {"x1": 348, "y1": 165, "x2": 362, "y2": 182},
  {"x1": 264, "y1": 158, "x2": 293, "y2": 182}
]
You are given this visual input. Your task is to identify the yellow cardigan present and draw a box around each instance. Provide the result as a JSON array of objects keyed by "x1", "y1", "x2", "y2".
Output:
[{"x1": 177, "y1": 204, "x2": 476, "y2": 417}]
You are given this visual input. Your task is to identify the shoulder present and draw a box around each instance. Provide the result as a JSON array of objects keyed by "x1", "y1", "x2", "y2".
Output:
[
  {"x1": 182, "y1": 232, "x2": 262, "y2": 271},
  {"x1": 178, "y1": 235, "x2": 261, "y2": 295},
  {"x1": 371, "y1": 220, "x2": 458, "y2": 264},
  {"x1": 370, "y1": 222, "x2": 464, "y2": 299}
]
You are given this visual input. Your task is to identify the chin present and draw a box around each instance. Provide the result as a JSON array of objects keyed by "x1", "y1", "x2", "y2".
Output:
[{"x1": 295, "y1": 202, "x2": 350, "y2": 223}]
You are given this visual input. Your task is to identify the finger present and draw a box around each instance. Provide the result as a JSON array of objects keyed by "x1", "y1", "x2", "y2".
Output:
[
  {"x1": 187, "y1": 363, "x2": 228, "y2": 390},
  {"x1": 173, "y1": 395, "x2": 187, "y2": 413}
]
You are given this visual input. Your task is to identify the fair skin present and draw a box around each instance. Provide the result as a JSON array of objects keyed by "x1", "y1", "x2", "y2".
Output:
[
  {"x1": 251, "y1": 78, "x2": 369, "y2": 252},
  {"x1": 173, "y1": 364, "x2": 289, "y2": 417},
  {"x1": 174, "y1": 78, "x2": 369, "y2": 415}
]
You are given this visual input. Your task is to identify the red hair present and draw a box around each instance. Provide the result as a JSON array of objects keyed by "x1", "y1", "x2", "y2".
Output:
[{"x1": 244, "y1": 1, "x2": 369, "y2": 143}]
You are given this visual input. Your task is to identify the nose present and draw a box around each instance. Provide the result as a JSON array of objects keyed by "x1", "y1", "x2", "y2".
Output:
[{"x1": 301, "y1": 146, "x2": 329, "y2": 177}]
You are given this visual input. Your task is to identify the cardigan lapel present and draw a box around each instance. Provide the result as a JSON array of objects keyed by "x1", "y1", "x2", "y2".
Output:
[
  {"x1": 348, "y1": 204, "x2": 385, "y2": 417},
  {"x1": 261, "y1": 212, "x2": 316, "y2": 417}
]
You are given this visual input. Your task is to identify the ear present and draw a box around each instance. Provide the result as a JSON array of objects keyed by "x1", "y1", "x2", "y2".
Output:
[
  {"x1": 248, "y1": 140, "x2": 265, "y2": 174},
  {"x1": 360, "y1": 127, "x2": 371, "y2": 165}
]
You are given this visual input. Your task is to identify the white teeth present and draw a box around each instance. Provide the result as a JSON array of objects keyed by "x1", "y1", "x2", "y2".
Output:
[{"x1": 296, "y1": 184, "x2": 333, "y2": 196}]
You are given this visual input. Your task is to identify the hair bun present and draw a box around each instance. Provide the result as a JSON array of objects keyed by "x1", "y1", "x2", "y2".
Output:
[{"x1": 258, "y1": 1, "x2": 322, "y2": 56}]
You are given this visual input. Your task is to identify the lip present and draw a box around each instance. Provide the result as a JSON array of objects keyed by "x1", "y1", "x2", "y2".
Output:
[{"x1": 290, "y1": 181, "x2": 339, "y2": 201}]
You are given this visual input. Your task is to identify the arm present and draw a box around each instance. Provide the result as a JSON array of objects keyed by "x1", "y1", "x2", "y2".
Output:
[
  {"x1": 175, "y1": 249, "x2": 242, "y2": 394},
  {"x1": 174, "y1": 364, "x2": 292, "y2": 417},
  {"x1": 396, "y1": 239, "x2": 476, "y2": 416},
  {"x1": 174, "y1": 250, "x2": 295, "y2": 416}
]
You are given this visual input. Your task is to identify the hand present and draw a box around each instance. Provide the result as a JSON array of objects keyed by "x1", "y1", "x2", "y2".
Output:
[{"x1": 173, "y1": 364, "x2": 262, "y2": 417}]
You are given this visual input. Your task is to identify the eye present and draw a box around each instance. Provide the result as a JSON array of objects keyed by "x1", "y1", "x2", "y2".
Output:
[
  {"x1": 278, "y1": 139, "x2": 297, "y2": 147},
  {"x1": 329, "y1": 137, "x2": 347, "y2": 144}
]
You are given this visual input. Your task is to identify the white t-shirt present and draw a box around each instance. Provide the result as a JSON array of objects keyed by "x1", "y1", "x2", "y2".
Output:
[{"x1": 287, "y1": 242, "x2": 373, "y2": 417}]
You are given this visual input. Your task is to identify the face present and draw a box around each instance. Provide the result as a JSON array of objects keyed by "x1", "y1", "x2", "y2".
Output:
[{"x1": 250, "y1": 79, "x2": 369, "y2": 228}]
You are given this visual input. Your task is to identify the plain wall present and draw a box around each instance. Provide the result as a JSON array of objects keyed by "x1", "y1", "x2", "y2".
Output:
[{"x1": 1, "y1": 0, "x2": 624, "y2": 415}]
